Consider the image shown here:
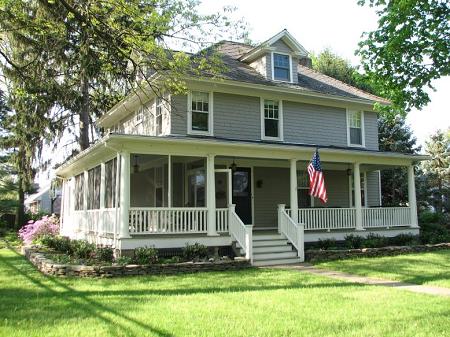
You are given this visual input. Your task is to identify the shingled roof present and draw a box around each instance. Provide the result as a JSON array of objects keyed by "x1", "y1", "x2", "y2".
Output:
[{"x1": 206, "y1": 40, "x2": 390, "y2": 104}]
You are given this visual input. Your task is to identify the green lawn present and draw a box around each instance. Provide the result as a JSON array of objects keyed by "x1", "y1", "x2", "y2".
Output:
[
  {"x1": 0, "y1": 245, "x2": 449, "y2": 337},
  {"x1": 316, "y1": 250, "x2": 450, "y2": 288}
]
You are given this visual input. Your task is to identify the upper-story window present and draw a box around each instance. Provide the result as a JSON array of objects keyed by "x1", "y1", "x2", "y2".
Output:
[
  {"x1": 155, "y1": 98, "x2": 163, "y2": 135},
  {"x1": 261, "y1": 99, "x2": 283, "y2": 140},
  {"x1": 347, "y1": 110, "x2": 365, "y2": 147},
  {"x1": 273, "y1": 53, "x2": 291, "y2": 82},
  {"x1": 188, "y1": 91, "x2": 213, "y2": 135}
]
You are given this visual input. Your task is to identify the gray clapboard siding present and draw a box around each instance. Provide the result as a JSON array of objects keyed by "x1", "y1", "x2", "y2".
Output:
[
  {"x1": 366, "y1": 171, "x2": 381, "y2": 207},
  {"x1": 170, "y1": 94, "x2": 188, "y2": 135},
  {"x1": 271, "y1": 39, "x2": 292, "y2": 54},
  {"x1": 284, "y1": 101, "x2": 348, "y2": 147},
  {"x1": 324, "y1": 170, "x2": 350, "y2": 208},
  {"x1": 364, "y1": 111, "x2": 379, "y2": 150}
]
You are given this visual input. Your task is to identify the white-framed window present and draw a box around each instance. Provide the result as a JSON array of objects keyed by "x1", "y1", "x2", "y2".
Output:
[
  {"x1": 272, "y1": 52, "x2": 292, "y2": 82},
  {"x1": 135, "y1": 106, "x2": 144, "y2": 126},
  {"x1": 188, "y1": 91, "x2": 213, "y2": 135},
  {"x1": 261, "y1": 98, "x2": 283, "y2": 140},
  {"x1": 349, "y1": 172, "x2": 367, "y2": 207},
  {"x1": 155, "y1": 97, "x2": 163, "y2": 135},
  {"x1": 347, "y1": 110, "x2": 365, "y2": 147}
]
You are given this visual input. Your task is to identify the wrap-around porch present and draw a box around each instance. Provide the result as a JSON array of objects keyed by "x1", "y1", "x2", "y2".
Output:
[{"x1": 60, "y1": 137, "x2": 420, "y2": 263}]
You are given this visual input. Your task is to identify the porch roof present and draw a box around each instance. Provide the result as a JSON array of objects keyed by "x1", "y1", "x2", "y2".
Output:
[{"x1": 56, "y1": 133, "x2": 429, "y2": 177}]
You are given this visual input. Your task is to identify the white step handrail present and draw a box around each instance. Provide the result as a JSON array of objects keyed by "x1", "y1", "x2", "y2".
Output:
[
  {"x1": 229, "y1": 204, "x2": 253, "y2": 263},
  {"x1": 278, "y1": 204, "x2": 304, "y2": 261}
]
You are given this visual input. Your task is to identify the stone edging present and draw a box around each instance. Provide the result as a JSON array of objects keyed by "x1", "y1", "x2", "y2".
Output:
[
  {"x1": 23, "y1": 248, "x2": 250, "y2": 277},
  {"x1": 305, "y1": 243, "x2": 450, "y2": 262}
]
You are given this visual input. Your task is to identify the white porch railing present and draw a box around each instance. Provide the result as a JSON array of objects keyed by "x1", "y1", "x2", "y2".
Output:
[
  {"x1": 288, "y1": 207, "x2": 412, "y2": 230},
  {"x1": 362, "y1": 207, "x2": 412, "y2": 228},
  {"x1": 129, "y1": 207, "x2": 208, "y2": 234},
  {"x1": 278, "y1": 205, "x2": 304, "y2": 260},
  {"x1": 216, "y1": 208, "x2": 229, "y2": 232},
  {"x1": 84, "y1": 209, "x2": 117, "y2": 235},
  {"x1": 229, "y1": 204, "x2": 253, "y2": 262}
]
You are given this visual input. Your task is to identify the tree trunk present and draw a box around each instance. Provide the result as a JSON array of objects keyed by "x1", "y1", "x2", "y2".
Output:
[
  {"x1": 15, "y1": 175, "x2": 25, "y2": 229},
  {"x1": 79, "y1": 20, "x2": 90, "y2": 151}
]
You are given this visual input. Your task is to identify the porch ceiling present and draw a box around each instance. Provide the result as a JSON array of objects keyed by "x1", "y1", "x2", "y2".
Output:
[{"x1": 56, "y1": 133, "x2": 429, "y2": 177}]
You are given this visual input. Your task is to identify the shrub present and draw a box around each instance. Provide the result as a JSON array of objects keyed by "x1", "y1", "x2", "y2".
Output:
[
  {"x1": 18, "y1": 215, "x2": 59, "y2": 244},
  {"x1": 133, "y1": 246, "x2": 158, "y2": 264},
  {"x1": 388, "y1": 234, "x2": 419, "y2": 246},
  {"x1": 71, "y1": 240, "x2": 96, "y2": 259},
  {"x1": 116, "y1": 256, "x2": 132, "y2": 265},
  {"x1": 95, "y1": 247, "x2": 114, "y2": 263},
  {"x1": 344, "y1": 234, "x2": 364, "y2": 249},
  {"x1": 40, "y1": 235, "x2": 73, "y2": 254},
  {"x1": 182, "y1": 243, "x2": 208, "y2": 261},
  {"x1": 363, "y1": 233, "x2": 387, "y2": 248},
  {"x1": 317, "y1": 238, "x2": 336, "y2": 250},
  {"x1": 419, "y1": 211, "x2": 442, "y2": 225}
]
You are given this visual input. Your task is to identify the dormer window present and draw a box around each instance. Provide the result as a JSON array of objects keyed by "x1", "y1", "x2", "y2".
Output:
[{"x1": 272, "y1": 53, "x2": 291, "y2": 82}]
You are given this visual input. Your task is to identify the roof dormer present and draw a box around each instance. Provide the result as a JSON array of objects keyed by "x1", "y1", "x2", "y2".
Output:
[{"x1": 240, "y1": 29, "x2": 309, "y2": 83}]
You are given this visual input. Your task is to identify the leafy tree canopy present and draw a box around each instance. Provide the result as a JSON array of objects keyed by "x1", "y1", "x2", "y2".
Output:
[{"x1": 358, "y1": 0, "x2": 450, "y2": 112}]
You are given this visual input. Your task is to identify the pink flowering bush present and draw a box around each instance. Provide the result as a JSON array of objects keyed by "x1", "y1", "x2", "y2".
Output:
[{"x1": 18, "y1": 215, "x2": 60, "y2": 244}]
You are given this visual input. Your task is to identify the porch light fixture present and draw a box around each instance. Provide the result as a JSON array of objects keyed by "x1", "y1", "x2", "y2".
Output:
[
  {"x1": 133, "y1": 155, "x2": 140, "y2": 173},
  {"x1": 229, "y1": 159, "x2": 237, "y2": 172}
]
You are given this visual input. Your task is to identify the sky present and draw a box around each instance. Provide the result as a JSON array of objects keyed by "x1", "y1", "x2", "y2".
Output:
[{"x1": 199, "y1": 0, "x2": 450, "y2": 150}]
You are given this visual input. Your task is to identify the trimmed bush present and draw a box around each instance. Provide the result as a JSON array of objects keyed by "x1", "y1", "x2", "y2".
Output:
[
  {"x1": 317, "y1": 238, "x2": 336, "y2": 250},
  {"x1": 363, "y1": 233, "x2": 388, "y2": 248},
  {"x1": 71, "y1": 240, "x2": 96, "y2": 259},
  {"x1": 183, "y1": 243, "x2": 208, "y2": 261},
  {"x1": 116, "y1": 256, "x2": 132, "y2": 265},
  {"x1": 133, "y1": 246, "x2": 158, "y2": 264},
  {"x1": 95, "y1": 247, "x2": 114, "y2": 263},
  {"x1": 388, "y1": 233, "x2": 419, "y2": 246},
  {"x1": 344, "y1": 234, "x2": 364, "y2": 249},
  {"x1": 40, "y1": 235, "x2": 73, "y2": 255}
]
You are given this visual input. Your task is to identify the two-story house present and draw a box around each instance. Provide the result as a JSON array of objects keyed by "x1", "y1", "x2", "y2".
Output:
[{"x1": 56, "y1": 30, "x2": 427, "y2": 266}]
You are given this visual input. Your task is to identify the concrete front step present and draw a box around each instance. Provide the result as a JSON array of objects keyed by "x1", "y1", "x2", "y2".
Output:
[
  {"x1": 253, "y1": 251, "x2": 298, "y2": 260},
  {"x1": 253, "y1": 257, "x2": 302, "y2": 267},
  {"x1": 243, "y1": 245, "x2": 293, "y2": 254}
]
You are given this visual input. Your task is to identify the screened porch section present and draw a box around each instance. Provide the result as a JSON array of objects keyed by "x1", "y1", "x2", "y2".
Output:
[{"x1": 128, "y1": 154, "x2": 230, "y2": 235}]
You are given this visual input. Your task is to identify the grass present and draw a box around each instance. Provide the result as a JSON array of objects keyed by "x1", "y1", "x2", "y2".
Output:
[
  {"x1": 316, "y1": 250, "x2": 450, "y2": 288},
  {"x1": 0, "y1": 244, "x2": 449, "y2": 337}
]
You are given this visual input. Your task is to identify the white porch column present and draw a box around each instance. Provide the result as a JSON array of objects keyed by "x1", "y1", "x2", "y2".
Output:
[
  {"x1": 408, "y1": 164, "x2": 419, "y2": 228},
  {"x1": 290, "y1": 159, "x2": 299, "y2": 223},
  {"x1": 99, "y1": 162, "x2": 106, "y2": 235},
  {"x1": 206, "y1": 154, "x2": 218, "y2": 236},
  {"x1": 353, "y1": 163, "x2": 364, "y2": 231},
  {"x1": 119, "y1": 151, "x2": 131, "y2": 238},
  {"x1": 83, "y1": 170, "x2": 88, "y2": 234}
]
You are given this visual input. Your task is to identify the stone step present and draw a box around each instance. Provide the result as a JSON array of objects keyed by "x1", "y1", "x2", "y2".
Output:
[
  {"x1": 252, "y1": 257, "x2": 302, "y2": 267},
  {"x1": 253, "y1": 251, "x2": 298, "y2": 260}
]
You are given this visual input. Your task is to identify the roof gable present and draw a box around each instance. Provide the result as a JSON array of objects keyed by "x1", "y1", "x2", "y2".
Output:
[{"x1": 240, "y1": 29, "x2": 308, "y2": 62}]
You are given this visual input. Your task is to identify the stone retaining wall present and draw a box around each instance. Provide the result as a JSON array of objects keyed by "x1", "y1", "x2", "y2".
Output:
[
  {"x1": 305, "y1": 243, "x2": 450, "y2": 262},
  {"x1": 24, "y1": 248, "x2": 250, "y2": 277}
]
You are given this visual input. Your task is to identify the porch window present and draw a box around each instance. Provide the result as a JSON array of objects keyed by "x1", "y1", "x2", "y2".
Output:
[
  {"x1": 189, "y1": 91, "x2": 212, "y2": 135},
  {"x1": 105, "y1": 158, "x2": 118, "y2": 208},
  {"x1": 297, "y1": 171, "x2": 312, "y2": 208},
  {"x1": 74, "y1": 174, "x2": 84, "y2": 211},
  {"x1": 273, "y1": 53, "x2": 291, "y2": 82},
  {"x1": 155, "y1": 98, "x2": 163, "y2": 135},
  {"x1": 172, "y1": 156, "x2": 206, "y2": 207},
  {"x1": 87, "y1": 166, "x2": 101, "y2": 210},
  {"x1": 347, "y1": 110, "x2": 364, "y2": 146},
  {"x1": 262, "y1": 99, "x2": 282, "y2": 140}
]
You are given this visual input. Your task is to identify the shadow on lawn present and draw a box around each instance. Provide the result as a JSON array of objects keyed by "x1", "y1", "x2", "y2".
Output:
[{"x1": 0, "y1": 245, "x2": 361, "y2": 337}]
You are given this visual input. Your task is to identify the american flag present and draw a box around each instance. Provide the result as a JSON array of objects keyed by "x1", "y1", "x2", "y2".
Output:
[{"x1": 307, "y1": 149, "x2": 328, "y2": 203}]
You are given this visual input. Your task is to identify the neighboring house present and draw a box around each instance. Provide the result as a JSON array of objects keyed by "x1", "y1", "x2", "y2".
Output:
[
  {"x1": 25, "y1": 186, "x2": 61, "y2": 215},
  {"x1": 56, "y1": 30, "x2": 427, "y2": 266}
]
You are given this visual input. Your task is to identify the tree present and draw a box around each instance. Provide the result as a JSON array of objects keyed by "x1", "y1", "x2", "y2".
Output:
[
  {"x1": 0, "y1": 0, "x2": 245, "y2": 150},
  {"x1": 378, "y1": 114, "x2": 419, "y2": 206},
  {"x1": 421, "y1": 129, "x2": 450, "y2": 213},
  {"x1": 358, "y1": 0, "x2": 450, "y2": 112}
]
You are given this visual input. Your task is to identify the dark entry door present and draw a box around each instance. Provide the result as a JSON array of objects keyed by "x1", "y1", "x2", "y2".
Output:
[{"x1": 232, "y1": 167, "x2": 252, "y2": 224}]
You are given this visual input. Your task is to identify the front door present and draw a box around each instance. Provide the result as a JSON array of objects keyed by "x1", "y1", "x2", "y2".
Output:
[{"x1": 232, "y1": 167, "x2": 252, "y2": 224}]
